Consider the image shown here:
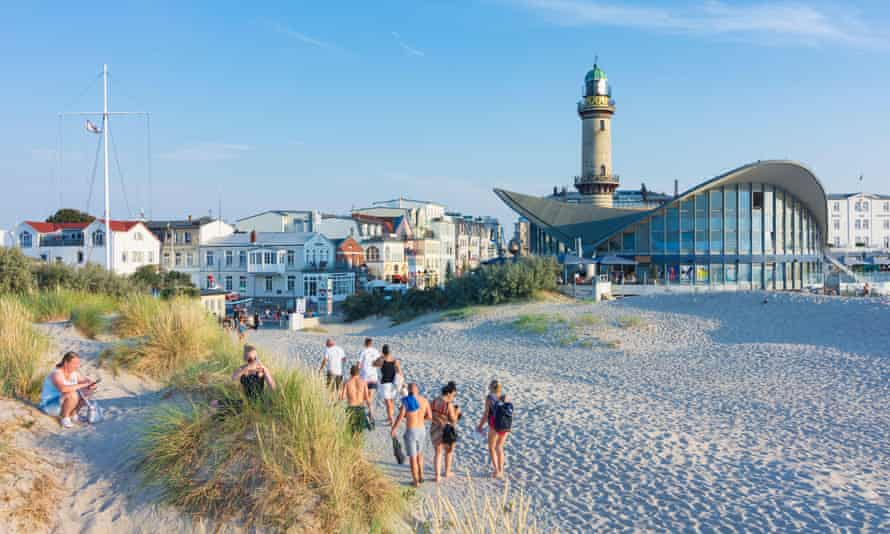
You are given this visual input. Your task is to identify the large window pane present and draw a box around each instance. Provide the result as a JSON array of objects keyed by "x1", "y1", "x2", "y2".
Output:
[
  {"x1": 764, "y1": 186, "x2": 774, "y2": 253},
  {"x1": 695, "y1": 264, "x2": 709, "y2": 284},
  {"x1": 739, "y1": 263, "x2": 751, "y2": 287},
  {"x1": 724, "y1": 185, "x2": 737, "y2": 254},
  {"x1": 709, "y1": 190, "x2": 723, "y2": 254},
  {"x1": 738, "y1": 184, "x2": 751, "y2": 254},
  {"x1": 752, "y1": 184, "x2": 763, "y2": 255},
  {"x1": 680, "y1": 200, "x2": 694, "y2": 254},
  {"x1": 752, "y1": 263, "x2": 763, "y2": 289},
  {"x1": 725, "y1": 263, "x2": 737, "y2": 283},
  {"x1": 775, "y1": 190, "x2": 785, "y2": 254},
  {"x1": 667, "y1": 207, "x2": 680, "y2": 254},
  {"x1": 651, "y1": 214, "x2": 665, "y2": 254},
  {"x1": 710, "y1": 263, "x2": 724, "y2": 284},
  {"x1": 695, "y1": 194, "x2": 708, "y2": 253}
]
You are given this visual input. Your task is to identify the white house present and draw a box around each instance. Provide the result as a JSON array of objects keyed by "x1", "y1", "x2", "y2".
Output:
[
  {"x1": 11, "y1": 219, "x2": 160, "y2": 275},
  {"x1": 145, "y1": 217, "x2": 235, "y2": 287},
  {"x1": 199, "y1": 231, "x2": 355, "y2": 312},
  {"x1": 828, "y1": 192, "x2": 890, "y2": 251},
  {"x1": 235, "y1": 210, "x2": 319, "y2": 233}
]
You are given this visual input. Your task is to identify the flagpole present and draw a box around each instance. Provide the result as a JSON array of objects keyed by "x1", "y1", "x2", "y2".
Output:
[{"x1": 103, "y1": 64, "x2": 111, "y2": 271}]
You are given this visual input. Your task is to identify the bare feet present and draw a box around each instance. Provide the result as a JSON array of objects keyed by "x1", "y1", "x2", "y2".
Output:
[
  {"x1": 491, "y1": 471, "x2": 499, "y2": 479},
  {"x1": 435, "y1": 474, "x2": 441, "y2": 483},
  {"x1": 412, "y1": 480, "x2": 420, "y2": 488},
  {"x1": 444, "y1": 471, "x2": 455, "y2": 479}
]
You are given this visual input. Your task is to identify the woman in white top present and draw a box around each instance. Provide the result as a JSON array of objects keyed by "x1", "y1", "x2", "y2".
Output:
[{"x1": 38, "y1": 352, "x2": 97, "y2": 428}]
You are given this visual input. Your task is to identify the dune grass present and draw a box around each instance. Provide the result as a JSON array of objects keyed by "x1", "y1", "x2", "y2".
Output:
[
  {"x1": 113, "y1": 294, "x2": 166, "y2": 338},
  {"x1": 511, "y1": 314, "x2": 560, "y2": 335},
  {"x1": 0, "y1": 429, "x2": 61, "y2": 532},
  {"x1": 0, "y1": 297, "x2": 51, "y2": 402},
  {"x1": 106, "y1": 299, "x2": 226, "y2": 379},
  {"x1": 441, "y1": 307, "x2": 480, "y2": 321},
  {"x1": 141, "y1": 360, "x2": 403, "y2": 531},
  {"x1": 17, "y1": 290, "x2": 120, "y2": 323},
  {"x1": 420, "y1": 475, "x2": 548, "y2": 533}
]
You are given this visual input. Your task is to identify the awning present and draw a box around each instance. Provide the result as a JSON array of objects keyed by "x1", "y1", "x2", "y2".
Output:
[
  {"x1": 557, "y1": 253, "x2": 598, "y2": 265},
  {"x1": 597, "y1": 255, "x2": 637, "y2": 266}
]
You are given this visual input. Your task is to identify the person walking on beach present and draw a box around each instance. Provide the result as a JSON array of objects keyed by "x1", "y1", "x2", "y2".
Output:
[
  {"x1": 358, "y1": 338, "x2": 381, "y2": 406},
  {"x1": 374, "y1": 344, "x2": 403, "y2": 426},
  {"x1": 319, "y1": 338, "x2": 347, "y2": 390},
  {"x1": 391, "y1": 383, "x2": 432, "y2": 487},
  {"x1": 430, "y1": 381, "x2": 461, "y2": 482},
  {"x1": 38, "y1": 352, "x2": 98, "y2": 428},
  {"x1": 237, "y1": 316, "x2": 248, "y2": 343},
  {"x1": 476, "y1": 380, "x2": 512, "y2": 479},
  {"x1": 340, "y1": 364, "x2": 372, "y2": 433}
]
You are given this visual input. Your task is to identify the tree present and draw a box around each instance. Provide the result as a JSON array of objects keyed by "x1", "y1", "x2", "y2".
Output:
[{"x1": 46, "y1": 208, "x2": 95, "y2": 224}]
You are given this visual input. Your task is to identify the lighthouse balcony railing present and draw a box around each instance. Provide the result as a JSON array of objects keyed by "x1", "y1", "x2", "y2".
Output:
[{"x1": 574, "y1": 174, "x2": 620, "y2": 185}]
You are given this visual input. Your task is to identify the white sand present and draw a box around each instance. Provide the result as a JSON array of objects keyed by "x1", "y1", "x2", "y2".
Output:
[{"x1": 252, "y1": 292, "x2": 890, "y2": 532}]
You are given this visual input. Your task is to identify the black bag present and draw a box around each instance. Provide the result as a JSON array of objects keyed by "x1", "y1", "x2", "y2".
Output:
[
  {"x1": 442, "y1": 423, "x2": 458, "y2": 444},
  {"x1": 392, "y1": 436, "x2": 405, "y2": 465},
  {"x1": 493, "y1": 398, "x2": 513, "y2": 432}
]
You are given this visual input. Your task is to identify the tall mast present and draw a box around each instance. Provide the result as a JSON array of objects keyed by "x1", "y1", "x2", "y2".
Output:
[{"x1": 103, "y1": 64, "x2": 112, "y2": 270}]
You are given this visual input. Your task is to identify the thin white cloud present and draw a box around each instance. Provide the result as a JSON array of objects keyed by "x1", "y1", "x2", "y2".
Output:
[
  {"x1": 160, "y1": 143, "x2": 250, "y2": 162},
  {"x1": 266, "y1": 21, "x2": 336, "y2": 50},
  {"x1": 518, "y1": 0, "x2": 888, "y2": 48},
  {"x1": 392, "y1": 32, "x2": 425, "y2": 56}
]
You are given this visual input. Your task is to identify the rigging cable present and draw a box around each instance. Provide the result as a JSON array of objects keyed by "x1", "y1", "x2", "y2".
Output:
[
  {"x1": 109, "y1": 128, "x2": 133, "y2": 217},
  {"x1": 85, "y1": 134, "x2": 103, "y2": 215},
  {"x1": 146, "y1": 113, "x2": 153, "y2": 220}
]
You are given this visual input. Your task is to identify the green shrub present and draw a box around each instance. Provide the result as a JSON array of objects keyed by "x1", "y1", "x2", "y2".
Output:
[
  {"x1": 511, "y1": 314, "x2": 554, "y2": 335},
  {"x1": 0, "y1": 248, "x2": 36, "y2": 295},
  {"x1": 32, "y1": 262, "x2": 141, "y2": 296},
  {"x1": 0, "y1": 297, "x2": 50, "y2": 402},
  {"x1": 19, "y1": 290, "x2": 120, "y2": 323}
]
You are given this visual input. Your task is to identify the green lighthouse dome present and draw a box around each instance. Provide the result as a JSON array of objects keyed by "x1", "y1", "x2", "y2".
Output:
[{"x1": 585, "y1": 64, "x2": 606, "y2": 82}]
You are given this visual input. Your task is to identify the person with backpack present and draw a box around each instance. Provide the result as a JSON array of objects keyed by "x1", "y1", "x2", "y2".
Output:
[{"x1": 476, "y1": 379, "x2": 512, "y2": 479}]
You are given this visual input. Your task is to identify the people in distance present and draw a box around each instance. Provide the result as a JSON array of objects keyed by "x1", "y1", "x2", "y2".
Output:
[{"x1": 319, "y1": 338, "x2": 347, "y2": 390}]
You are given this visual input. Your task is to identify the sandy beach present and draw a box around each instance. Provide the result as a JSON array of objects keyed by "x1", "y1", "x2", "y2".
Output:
[{"x1": 252, "y1": 292, "x2": 890, "y2": 532}]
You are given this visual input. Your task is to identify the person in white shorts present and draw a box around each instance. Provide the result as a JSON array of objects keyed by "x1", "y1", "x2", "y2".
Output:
[
  {"x1": 358, "y1": 337, "x2": 381, "y2": 404},
  {"x1": 373, "y1": 344, "x2": 403, "y2": 426},
  {"x1": 319, "y1": 338, "x2": 346, "y2": 389}
]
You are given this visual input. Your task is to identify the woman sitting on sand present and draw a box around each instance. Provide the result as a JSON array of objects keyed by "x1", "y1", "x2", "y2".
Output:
[
  {"x1": 476, "y1": 380, "x2": 511, "y2": 479},
  {"x1": 38, "y1": 352, "x2": 98, "y2": 429},
  {"x1": 231, "y1": 345, "x2": 276, "y2": 400},
  {"x1": 430, "y1": 381, "x2": 461, "y2": 482}
]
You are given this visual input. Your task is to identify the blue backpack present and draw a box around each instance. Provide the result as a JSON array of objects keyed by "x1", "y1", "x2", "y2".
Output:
[{"x1": 493, "y1": 397, "x2": 513, "y2": 432}]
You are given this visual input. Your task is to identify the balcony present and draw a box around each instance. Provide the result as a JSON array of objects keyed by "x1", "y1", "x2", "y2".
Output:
[
  {"x1": 247, "y1": 249, "x2": 287, "y2": 274},
  {"x1": 39, "y1": 236, "x2": 85, "y2": 247},
  {"x1": 574, "y1": 174, "x2": 620, "y2": 186}
]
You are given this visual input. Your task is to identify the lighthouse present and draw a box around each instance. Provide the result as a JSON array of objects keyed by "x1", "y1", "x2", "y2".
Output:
[{"x1": 575, "y1": 62, "x2": 619, "y2": 207}]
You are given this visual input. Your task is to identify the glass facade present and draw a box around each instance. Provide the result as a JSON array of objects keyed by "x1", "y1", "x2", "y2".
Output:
[{"x1": 592, "y1": 182, "x2": 824, "y2": 289}]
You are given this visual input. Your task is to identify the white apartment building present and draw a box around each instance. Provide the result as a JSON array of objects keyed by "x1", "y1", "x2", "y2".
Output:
[
  {"x1": 11, "y1": 220, "x2": 160, "y2": 275},
  {"x1": 828, "y1": 193, "x2": 890, "y2": 251},
  {"x1": 235, "y1": 210, "x2": 318, "y2": 233},
  {"x1": 199, "y1": 231, "x2": 355, "y2": 312},
  {"x1": 146, "y1": 217, "x2": 234, "y2": 288}
]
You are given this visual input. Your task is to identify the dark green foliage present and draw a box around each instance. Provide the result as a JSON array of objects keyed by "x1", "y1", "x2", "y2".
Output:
[
  {"x1": 45, "y1": 208, "x2": 95, "y2": 223},
  {"x1": 132, "y1": 266, "x2": 196, "y2": 299},
  {"x1": 0, "y1": 248, "x2": 36, "y2": 294},
  {"x1": 342, "y1": 257, "x2": 559, "y2": 322},
  {"x1": 32, "y1": 262, "x2": 138, "y2": 296}
]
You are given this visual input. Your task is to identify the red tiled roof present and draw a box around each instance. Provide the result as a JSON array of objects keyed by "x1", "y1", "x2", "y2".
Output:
[
  {"x1": 351, "y1": 214, "x2": 395, "y2": 234},
  {"x1": 25, "y1": 221, "x2": 90, "y2": 232},
  {"x1": 96, "y1": 219, "x2": 142, "y2": 232}
]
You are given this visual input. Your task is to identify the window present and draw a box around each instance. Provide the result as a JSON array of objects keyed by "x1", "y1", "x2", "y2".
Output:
[
  {"x1": 92, "y1": 230, "x2": 105, "y2": 246},
  {"x1": 622, "y1": 232, "x2": 635, "y2": 251},
  {"x1": 680, "y1": 200, "x2": 694, "y2": 253},
  {"x1": 77, "y1": 251, "x2": 84, "y2": 263},
  {"x1": 225, "y1": 250, "x2": 233, "y2": 266},
  {"x1": 183, "y1": 231, "x2": 192, "y2": 243},
  {"x1": 265, "y1": 277, "x2": 273, "y2": 292},
  {"x1": 600, "y1": 164, "x2": 606, "y2": 177},
  {"x1": 855, "y1": 219, "x2": 861, "y2": 229},
  {"x1": 694, "y1": 194, "x2": 708, "y2": 253},
  {"x1": 695, "y1": 265, "x2": 709, "y2": 284},
  {"x1": 40, "y1": 254, "x2": 48, "y2": 262},
  {"x1": 19, "y1": 231, "x2": 32, "y2": 248},
  {"x1": 833, "y1": 220, "x2": 840, "y2": 230},
  {"x1": 134, "y1": 232, "x2": 143, "y2": 241},
  {"x1": 863, "y1": 220, "x2": 869, "y2": 229},
  {"x1": 864, "y1": 202, "x2": 870, "y2": 212},
  {"x1": 753, "y1": 191, "x2": 764, "y2": 210},
  {"x1": 287, "y1": 275, "x2": 296, "y2": 292},
  {"x1": 239, "y1": 276, "x2": 247, "y2": 292},
  {"x1": 833, "y1": 202, "x2": 840, "y2": 212},
  {"x1": 55, "y1": 256, "x2": 63, "y2": 264},
  {"x1": 287, "y1": 250, "x2": 295, "y2": 266},
  {"x1": 121, "y1": 252, "x2": 127, "y2": 263},
  {"x1": 205, "y1": 251, "x2": 215, "y2": 266},
  {"x1": 709, "y1": 190, "x2": 723, "y2": 253},
  {"x1": 163, "y1": 253, "x2": 171, "y2": 266},
  {"x1": 599, "y1": 119, "x2": 605, "y2": 131},
  {"x1": 175, "y1": 252, "x2": 183, "y2": 267},
  {"x1": 884, "y1": 220, "x2": 889, "y2": 230},
  {"x1": 263, "y1": 251, "x2": 276, "y2": 264},
  {"x1": 148, "y1": 251, "x2": 154, "y2": 263},
  {"x1": 225, "y1": 276, "x2": 233, "y2": 291},
  {"x1": 366, "y1": 246, "x2": 380, "y2": 262},
  {"x1": 239, "y1": 250, "x2": 247, "y2": 266},
  {"x1": 186, "y1": 252, "x2": 194, "y2": 267},
  {"x1": 884, "y1": 202, "x2": 889, "y2": 212},
  {"x1": 885, "y1": 237, "x2": 890, "y2": 248},
  {"x1": 132, "y1": 251, "x2": 143, "y2": 263},
  {"x1": 650, "y1": 213, "x2": 665, "y2": 253}
]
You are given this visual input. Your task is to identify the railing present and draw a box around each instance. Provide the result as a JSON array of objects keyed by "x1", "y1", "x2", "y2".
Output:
[
  {"x1": 248, "y1": 263, "x2": 285, "y2": 274},
  {"x1": 39, "y1": 236, "x2": 85, "y2": 247},
  {"x1": 574, "y1": 174, "x2": 620, "y2": 185}
]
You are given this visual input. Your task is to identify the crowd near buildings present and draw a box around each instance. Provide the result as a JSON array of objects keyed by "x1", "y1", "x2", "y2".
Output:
[{"x1": 3, "y1": 199, "x2": 504, "y2": 313}]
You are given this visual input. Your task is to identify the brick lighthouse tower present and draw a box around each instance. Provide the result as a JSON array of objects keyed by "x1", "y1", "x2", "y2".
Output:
[{"x1": 575, "y1": 61, "x2": 619, "y2": 207}]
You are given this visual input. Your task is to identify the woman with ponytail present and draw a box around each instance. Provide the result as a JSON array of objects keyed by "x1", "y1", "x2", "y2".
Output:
[{"x1": 38, "y1": 352, "x2": 97, "y2": 428}]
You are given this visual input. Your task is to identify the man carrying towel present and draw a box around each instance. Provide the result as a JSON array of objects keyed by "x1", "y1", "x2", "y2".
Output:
[{"x1": 390, "y1": 383, "x2": 432, "y2": 486}]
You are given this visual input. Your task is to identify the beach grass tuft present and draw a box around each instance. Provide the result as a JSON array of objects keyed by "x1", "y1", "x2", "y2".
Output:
[
  {"x1": 420, "y1": 474, "x2": 549, "y2": 533},
  {"x1": 18, "y1": 290, "x2": 120, "y2": 324},
  {"x1": 441, "y1": 307, "x2": 479, "y2": 321},
  {"x1": 0, "y1": 297, "x2": 51, "y2": 402},
  {"x1": 141, "y1": 360, "x2": 403, "y2": 531},
  {"x1": 511, "y1": 314, "x2": 554, "y2": 335},
  {"x1": 114, "y1": 294, "x2": 166, "y2": 338}
]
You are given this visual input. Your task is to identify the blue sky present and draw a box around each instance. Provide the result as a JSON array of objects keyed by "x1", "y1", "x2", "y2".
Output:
[{"x1": 1, "y1": 1, "x2": 889, "y2": 230}]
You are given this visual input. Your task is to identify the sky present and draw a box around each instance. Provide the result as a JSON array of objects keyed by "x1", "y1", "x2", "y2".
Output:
[{"x1": 1, "y1": 1, "x2": 889, "y2": 232}]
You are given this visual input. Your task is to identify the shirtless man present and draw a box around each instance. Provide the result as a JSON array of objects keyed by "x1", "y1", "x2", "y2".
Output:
[
  {"x1": 390, "y1": 383, "x2": 432, "y2": 486},
  {"x1": 340, "y1": 364, "x2": 372, "y2": 433}
]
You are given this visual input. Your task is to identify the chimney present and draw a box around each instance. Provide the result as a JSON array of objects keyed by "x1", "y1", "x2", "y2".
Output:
[
  {"x1": 250, "y1": 230, "x2": 257, "y2": 243},
  {"x1": 674, "y1": 180, "x2": 679, "y2": 198}
]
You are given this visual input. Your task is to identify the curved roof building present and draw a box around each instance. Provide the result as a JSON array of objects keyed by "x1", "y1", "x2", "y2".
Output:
[{"x1": 495, "y1": 64, "x2": 828, "y2": 290}]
